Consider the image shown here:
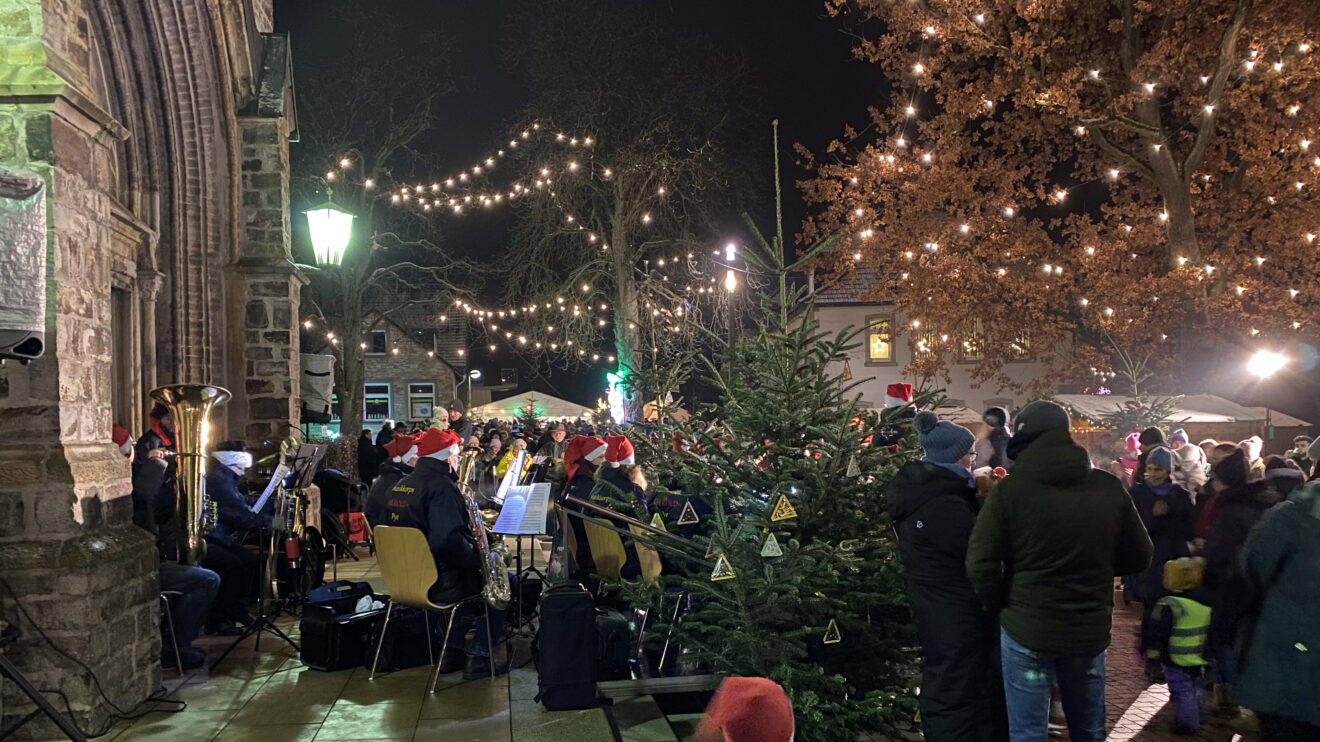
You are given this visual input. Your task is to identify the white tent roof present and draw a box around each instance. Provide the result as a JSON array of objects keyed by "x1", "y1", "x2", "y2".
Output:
[
  {"x1": 1052, "y1": 393, "x2": 1310, "y2": 427},
  {"x1": 932, "y1": 403, "x2": 984, "y2": 426},
  {"x1": 469, "y1": 391, "x2": 595, "y2": 421}
]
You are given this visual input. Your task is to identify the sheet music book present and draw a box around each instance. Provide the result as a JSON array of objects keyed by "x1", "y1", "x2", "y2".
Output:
[
  {"x1": 252, "y1": 463, "x2": 291, "y2": 513},
  {"x1": 492, "y1": 482, "x2": 552, "y2": 535},
  {"x1": 493, "y1": 450, "x2": 527, "y2": 505}
]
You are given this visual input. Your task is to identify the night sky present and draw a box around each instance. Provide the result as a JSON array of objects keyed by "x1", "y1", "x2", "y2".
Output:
[{"x1": 275, "y1": 0, "x2": 884, "y2": 406}]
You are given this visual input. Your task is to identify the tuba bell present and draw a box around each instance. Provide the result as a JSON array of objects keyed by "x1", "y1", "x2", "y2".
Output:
[{"x1": 150, "y1": 383, "x2": 231, "y2": 565}]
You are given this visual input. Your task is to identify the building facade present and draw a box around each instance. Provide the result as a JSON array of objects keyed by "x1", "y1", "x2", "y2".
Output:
[{"x1": 0, "y1": 0, "x2": 299, "y2": 733}]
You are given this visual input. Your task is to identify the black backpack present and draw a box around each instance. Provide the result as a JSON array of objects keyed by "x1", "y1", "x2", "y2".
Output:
[{"x1": 534, "y1": 581, "x2": 598, "y2": 710}]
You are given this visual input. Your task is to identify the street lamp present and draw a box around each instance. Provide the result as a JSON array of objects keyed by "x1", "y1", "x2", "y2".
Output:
[
  {"x1": 466, "y1": 369, "x2": 482, "y2": 406},
  {"x1": 304, "y1": 189, "x2": 356, "y2": 266},
  {"x1": 1248, "y1": 349, "x2": 1288, "y2": 440}
]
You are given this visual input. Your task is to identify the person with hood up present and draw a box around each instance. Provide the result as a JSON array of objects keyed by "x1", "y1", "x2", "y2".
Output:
[
  {"x1": 1236, "y1": 480, "x2": 1320, "y2": 741},
  {"x1": 1129, "y1": 446, "x2": 1196, "y2": 682},
  {"x1": 972, "y1": 406, "x2": 1013, "y2": 472},
  {"x1": 1110, "y1": 431, "x2": 1141, "y2": 488},
  {"x1": 966, "y1": 401, "x2": 1153, "y2": 742},
  {"x1": 381, "y1": 428, "x2": 511, "y2": 678},
  {"x1": 888, "y1": 411, "x2": 1008, "y2": 742},
  {"x1": 1262, "y1": 455, "x2": 1305, "y2": 501},
  {"x1": 1238, "y1": 435, "x2": 1265, "y2": 481},
  {"x1": 1201, "y1": 448, "x2": 1280, "y2": 713},
  {"x1": 1168, "y1": 429, "x2": 1208, "y2": 492},
  {"x1": 561, "y1": 434, "x2": 607, "y2": 573},
  {"x1": 364, "y1": 433, "x2": 416, "y2": 527}
]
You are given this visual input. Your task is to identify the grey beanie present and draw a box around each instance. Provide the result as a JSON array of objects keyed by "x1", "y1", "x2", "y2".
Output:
[
  {"x1": 1146, "y1": 446, "x2": 1174, "y2": 473},
  {"x1": 914, "y1": 411, "x2": 977, "y2": 464}
]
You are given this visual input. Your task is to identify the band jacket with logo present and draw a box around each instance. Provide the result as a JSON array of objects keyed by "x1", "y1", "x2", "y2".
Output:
[{"x1": 381, "y1": 457, "x2": 480, "y2": 603}]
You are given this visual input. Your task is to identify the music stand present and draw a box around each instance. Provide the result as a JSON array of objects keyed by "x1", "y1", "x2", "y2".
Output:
[
  {"x1": 209, "y1": 523, "x2": 300, "y2": 671},
  {"x1": 492, "y1": 483, "x2": 553, "y2": 635}
]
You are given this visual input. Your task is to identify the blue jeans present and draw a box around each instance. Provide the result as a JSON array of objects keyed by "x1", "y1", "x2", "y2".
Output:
[
  {"x1": 442, "y1": 575, "x2": 513, "y2": 658},
  {"x1": 158, "y1": 562, "x2": 220, "y2": 648},
  {"x1": 1000, "y1": 629, "x2": 1107, "y2": 742},
  {"x1": 1165, "y1": 665, "x2": 1207, "y2": 731}
]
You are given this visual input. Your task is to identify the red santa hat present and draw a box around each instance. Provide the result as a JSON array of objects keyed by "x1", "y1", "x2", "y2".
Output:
[
  {"x1": 605, "y1": 435, "x2": 635, "y2": 467},
  {"x1": 564, "y1": 435, "x2": 607, "y2": 481},
  {"x1": 694, "y1": 677, "x2": 795, "y2": 742},
  {"x1": 884, "y1": 383, "x2": 914, "y2": 408},
  {"x1": 415, "y1": 428, "x2": 462, "y2": 460},
  {"x1": 383, "y1": 434, "x2": 416, "y2": 461},
  {"x1": 112, "y1": 424, "x2": 134, "y2": 458}
]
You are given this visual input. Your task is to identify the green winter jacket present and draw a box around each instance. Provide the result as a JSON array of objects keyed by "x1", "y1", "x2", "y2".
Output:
[{"x1": 966, "y1": 428, "x2": 1153, "y2": 655}]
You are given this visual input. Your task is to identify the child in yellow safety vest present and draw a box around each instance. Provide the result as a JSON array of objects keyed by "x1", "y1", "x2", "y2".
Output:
[{"x1": 1144, "y1": 556, "x2": 1213, "y2": 735}]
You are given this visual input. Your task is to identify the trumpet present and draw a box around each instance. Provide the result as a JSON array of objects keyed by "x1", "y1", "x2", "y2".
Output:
[
  {"x1": 458, "y1": 448, "x2": 510, "y2": 610},
  {"x1": 149, "y1": 383, "x2": 231, "y2": 565}
]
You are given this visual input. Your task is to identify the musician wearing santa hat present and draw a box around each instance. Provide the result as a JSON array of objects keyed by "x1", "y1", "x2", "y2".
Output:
[
  {"x1": 561, "y1": 434, "x2": 607, "y2": 573},
  {"x1": 585, "y1": 434, "x2": 646, "y2": 580},
  {"x1": 872, "y1": 382, "x2": 916, "y2": 449},
  {"x1": 364, "y1": 433, "x2": 416, "y2": 527},
  {"x1": 381, "y1": 427, "x2": 510, "y2": 678}
]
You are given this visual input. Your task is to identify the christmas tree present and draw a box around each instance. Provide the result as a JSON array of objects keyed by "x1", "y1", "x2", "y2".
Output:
[{"x1": 624, "y1": 133, "x2": 924, "y2": 739}]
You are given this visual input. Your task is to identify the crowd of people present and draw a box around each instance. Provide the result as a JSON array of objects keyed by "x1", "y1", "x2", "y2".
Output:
[{"x1": 888, "y1": 400, "x2": 1320, "y2": 742}]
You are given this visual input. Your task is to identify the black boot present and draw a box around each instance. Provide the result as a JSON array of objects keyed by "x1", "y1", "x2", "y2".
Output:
[
  {"x1": 436, "y1": 649, "x2": 466, "y2": 674},
  {"x1": 463, "y1": 654, "x2": 509, "y2": 680}
]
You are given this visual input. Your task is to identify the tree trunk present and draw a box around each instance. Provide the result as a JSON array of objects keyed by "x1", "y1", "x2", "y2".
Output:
[
  {"x1": 338, "y1": 269, "x2": 366, "y2": 440},
  {"x1": 1161, "y1": 181, "x2": 1202, "y2": 268}
]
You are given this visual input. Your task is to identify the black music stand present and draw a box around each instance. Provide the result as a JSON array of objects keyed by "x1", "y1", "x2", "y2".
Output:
[{"x1": 491, "y1": 483, "x2": 553, "y2": 636}]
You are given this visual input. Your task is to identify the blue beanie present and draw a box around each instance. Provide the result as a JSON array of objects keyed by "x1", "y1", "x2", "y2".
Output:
[
  {"x1": 1146, "y1": 446, "x2": 1174, "y2": 473},
  {"x1": 914, "y1": 411, "x2": 977, "y2": 464},
  {"x1": 1170, "y1": 428, "x2": 1189, "y2": 445}
]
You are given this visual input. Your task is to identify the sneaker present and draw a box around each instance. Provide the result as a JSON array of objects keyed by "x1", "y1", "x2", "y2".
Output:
[
  {"x1": 162, "y1": 646, "x2": 207, "y2": 670},
  {"x1": 436, "y1": 649, "x2": 466, "y2": 674},
  {"x1": 463, "y1": 655, "x2": 509, "y2": 680}
]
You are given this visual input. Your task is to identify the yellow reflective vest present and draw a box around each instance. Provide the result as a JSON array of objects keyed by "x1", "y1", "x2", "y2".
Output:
[{"x1": 1153, "y1": 594, "x2": 1212, "y2": 667}]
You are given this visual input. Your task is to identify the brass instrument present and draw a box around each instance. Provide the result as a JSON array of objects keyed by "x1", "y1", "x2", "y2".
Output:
[
  {"x1": 459, "y1": 447, "x2": 511, "y2": 610},
  {"x1": 150, "y1": 383, "x2": 231, "y2": 566}
]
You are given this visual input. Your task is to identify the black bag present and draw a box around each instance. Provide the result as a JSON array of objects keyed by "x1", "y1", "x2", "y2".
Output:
[
  {"x1": 364, "y1": 606, "x2": 440, "y2": 672},
  {"x1": 300, "y1": 581, "x2": 385, "y2": 672},
  {"x1": 535, "y1": 581, "x2": 598, "y2": 710},
  {"x1": 595, "y1": 607, "x2": 632, "y2": 681}
]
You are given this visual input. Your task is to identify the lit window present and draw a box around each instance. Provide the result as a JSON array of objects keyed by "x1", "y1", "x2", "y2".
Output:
[
  {"x1": 409, "y1": 382, "x2": 435, "y2": 420},
  {"x1": 867, "y1": 318, "x2": 893, "y2": 362},
  {"x1": 960, "y1": 319, "x2": 984, "y2": 362},
  {"x1": 364, "y1": 383, "x2": 391, "y2": 421}
]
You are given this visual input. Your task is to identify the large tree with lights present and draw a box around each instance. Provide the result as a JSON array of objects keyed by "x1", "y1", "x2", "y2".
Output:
[{"x1": 801, "y1": 0, "x2": 1319, "y2": 391}]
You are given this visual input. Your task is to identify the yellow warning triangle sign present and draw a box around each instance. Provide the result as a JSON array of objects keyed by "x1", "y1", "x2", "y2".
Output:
[
  {"x1": 677, "y1": 500, "x2": 700, "y2": 525},
  {"x1": 846, "y1": 455, "x2": 860, "y2": 477},
  {"x1": 650, "y1": 512, "x2": 666, "y2": 531},
  {"x1": 770, "y1": 494, "x2": 798, "y2": 522},
  {"x1": 822, "y1": 618, "x2": 842, "y2": 645},
  {"x1": 760, "y1": 532, "x2": 783, "y2": 558},
  {"x1": 710, "y1": 554, "x2": 736, "y2": 581}
]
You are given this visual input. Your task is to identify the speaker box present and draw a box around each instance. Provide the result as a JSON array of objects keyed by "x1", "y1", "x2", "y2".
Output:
[
  {"x1": 300, "y1": 352, "x2": 335, "y2": 423},
  {"x1": 0, "y1": 169, "x2": 47, "y2": 361}
]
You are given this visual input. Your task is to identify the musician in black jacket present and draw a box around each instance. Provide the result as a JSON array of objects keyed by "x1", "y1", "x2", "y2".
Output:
[
  {"x1": 202, "y1": 441, "x2": 274, "y2": 636},
  {"x1": 561, "y1": 434, "x2": 607, "y2": 573},
  {"x1": 364, "y1": 433, "x2": 416, "y2": 527},
  {"x1": 381, "y1": 428, "x2": 510, "y2": 679}
]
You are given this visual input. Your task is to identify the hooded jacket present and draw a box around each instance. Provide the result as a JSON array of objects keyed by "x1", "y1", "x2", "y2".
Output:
[
  {"x1": 889, "y1": 461, "x2": 981, "y2": 586},
  {"x1": 1203, "y1": 477, "x2": 1279, "y2": 652},
  {"x1": 966, "y1": 428, "x2": 1153, "y2": 655}
]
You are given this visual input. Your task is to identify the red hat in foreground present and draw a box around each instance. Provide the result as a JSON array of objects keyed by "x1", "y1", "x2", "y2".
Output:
[
  {"x1": 604, "y1": 435, "x2": 635, "y2": 467},
  {"x1": 694, "y1": 677, "x2": 794, "y2": 742},
  {"x1": 415, "y1": 428, "x2": 462, "y2": 460},
  {"x1": 884, "y1": 383, "x2": 913, "y2": 409},
  {"x1": 112, "y1": 424, "x2": 134, "y2": 458},
  {"x1": 564, "y1": 435, "x2": 607, "y2": 481},
  {"x1": 383, "y1": 434, "x2": 416, "y2": 461}
]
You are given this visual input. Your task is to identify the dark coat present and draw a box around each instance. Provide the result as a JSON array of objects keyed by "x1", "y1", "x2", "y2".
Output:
[
  {"x1": 132, "y1": 429, "x2": 178, "y2": 559},
  {"x1": 1128, "y1": 480, "x2": 1195, "y2": 603},
  {"x1": 967, "y1": 428, "x2": 1154, "y2": 655},
  {"x1": 589, "y1": 466, "x2": 650, "y2": 519},
  {"x1": 364, "y1": 460, "x2": 413, "y2": 527},
  {"x1": 380, "y1": 457, "x2": 480, "y2": 604},
  {"x1": 889, "y1": 461, "x2": 1008, "y2": 742},
  {"x1": 450, "y1": 415, "x2": 475, "y2": 443},
  {"x1": 205, "y1": 464, "x2": 268, "y2": 543},
  {"x1": 1237, "y1": 485, "x2": 1320, "y2": 727},
  {"x1": 1203, "y1": 480, "x2": 1280, "y2": 654},
  {"x1": 357, "y1": 434, "x2": 377, "y2": 484}
]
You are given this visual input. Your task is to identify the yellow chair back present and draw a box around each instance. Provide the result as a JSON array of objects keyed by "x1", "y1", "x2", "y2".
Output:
[
  {"x1": 372, "y1": 525, "x2": 439, "y2": 609},
  {"x1": 630, "y1": 525, "x2": 663, "y2": 586},
  {"x1": 583, "y1": 519, "x2": 627, "y2": 579}
]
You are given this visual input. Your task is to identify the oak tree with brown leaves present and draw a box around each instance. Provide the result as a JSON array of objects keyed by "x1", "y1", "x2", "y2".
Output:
[{"x1": 801, "y1": 0, "x2": 1319, "y2": 393}]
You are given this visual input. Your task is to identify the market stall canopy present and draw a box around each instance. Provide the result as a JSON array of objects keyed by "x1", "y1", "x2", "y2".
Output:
[
  {"x1": 469, "y1": 391, "x2": 595, "y2": 421},
  {"x1": 932, "y1": 403, "x2": 984, "y2": 426},
  {"x1": 1052, "y1": 393, "x2": 1310, "y2": 427}
]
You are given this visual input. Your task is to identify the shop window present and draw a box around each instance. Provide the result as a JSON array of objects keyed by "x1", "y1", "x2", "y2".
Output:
[
  {"x1": 865, "y1": 316, "x2": 894, "y2": 365},
  {"x1": 409, "y1": 382, "x2": 435, "y2": 420},
  {"x1": 364, "y1": 383, "x2": 391, "y2": 422}
]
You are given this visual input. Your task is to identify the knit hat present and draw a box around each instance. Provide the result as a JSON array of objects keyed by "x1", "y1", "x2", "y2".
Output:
[
  {"x1": 112, "y1": 424, "x2": 134, "y2": 458},
  {"x1": 884, "y1": 383, "x2": 913, "y2": 408},
  {"x1": 415, "y1": 428, "x2": 462, "y2": 460},
  {"x1": 1139, "y1": 427, "x2": 1166, "y2": 448},
  {"x1": 1213, "y1": 448, "x2": 1249, "y2": 490},
  {"x1": 448, "y1": 398, "x2": 465, "y2": 413},
  {"x1": 914, "y1": 410, "x2": 976, "y2": 464},
  {"x1": 1124, "y1": 431, "x2": 1141, "y2": 453},
  {"x1": 383, "y1": 434, "x2": 416, "y2": 461},
  {"x1": 982, "y1": 406, "x2": 1009, "y2": 429},
  {"x1": 1007, "y1": 400, "x2": 1071, "y2": 460},
  {"x1": 1145, "y1": 445, "x2": 1174, "y2": 473},
  {"x1": 694, "y1": 677, "x2": 794, "y2": 742},
  {"x1": 1239, "y1": 435, "x2": 1263, "y2": 462},
  {"x1": 604, "y1": 435, "x2": 635, "y2": 467},
  {"x1": 1170, "y1": 428, "x2": 1189, "y2": 445}
]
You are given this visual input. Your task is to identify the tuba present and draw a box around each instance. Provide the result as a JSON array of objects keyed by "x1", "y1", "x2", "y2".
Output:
[
  {"x1": 150, "y1": 384, "x2": 231, "y2": 566},
  {"x1": 459, "y1": 447, "x2": 511, "y2": 609}
]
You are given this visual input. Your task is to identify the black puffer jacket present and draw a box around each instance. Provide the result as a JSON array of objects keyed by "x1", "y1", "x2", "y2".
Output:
[
  {"x1": 1203, "y1": 479, "x2": 1279, "y2": 654},
  {"x1": 889, "y1": 461, "x2": 1008, "y2": 742}
]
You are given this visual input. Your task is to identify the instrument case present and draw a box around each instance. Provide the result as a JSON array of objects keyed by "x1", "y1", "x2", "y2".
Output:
[
  {"x1": 535, "y1": 580, "x2": 600, "y2": 709},
  {"x1": 300, "y1": 580, "x2": 385, "y2": 672}
]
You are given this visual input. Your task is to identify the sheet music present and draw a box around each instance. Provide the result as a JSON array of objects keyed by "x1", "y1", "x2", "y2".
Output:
[
  {"x1": 492, "y1": 482, "x2": 552, "y2": 535},
  {"x1": 493, "y1": 450, "x2": 527, "y2": 505},
  {"x1": 252, "y1": 463, "x2": 291, "y2": 513}
]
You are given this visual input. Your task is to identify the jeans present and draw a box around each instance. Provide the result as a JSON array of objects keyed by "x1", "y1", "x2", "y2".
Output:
[
  {"x1": 1000, "y1": 629, "x2": 1107, "y2": 742},
  {"x1": 442, "y1": 574, "x2": 514, "y2": 658},
  {"x1": 1164, "y1": 665, "x2": 1207, "y2": 731},
  {"x1": 158, "y1": 562, "x2": 220, "y2": 648}
]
